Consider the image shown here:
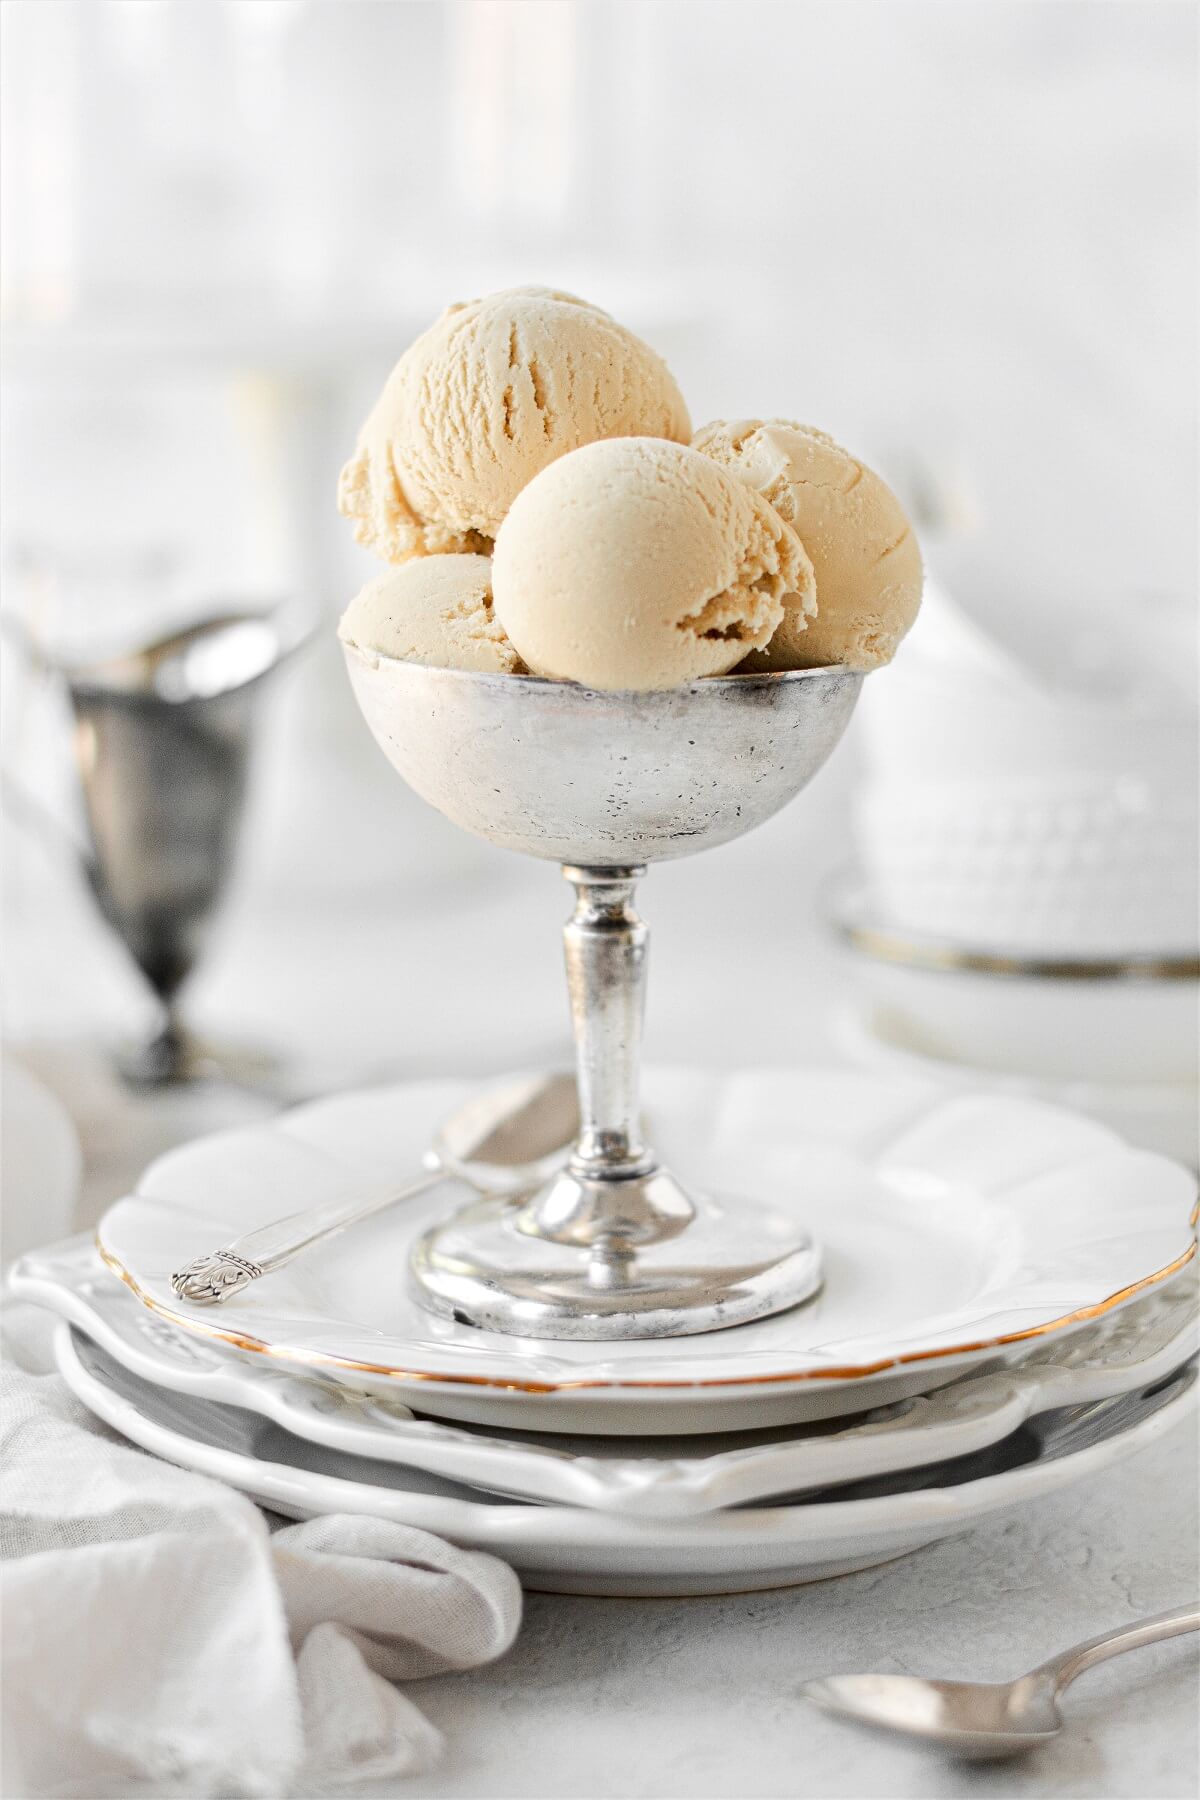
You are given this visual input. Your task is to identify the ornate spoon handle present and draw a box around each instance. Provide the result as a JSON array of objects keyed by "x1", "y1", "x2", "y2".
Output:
[{"x1": 170, "y1": 1167, "x2": 442, "y2": 1303}]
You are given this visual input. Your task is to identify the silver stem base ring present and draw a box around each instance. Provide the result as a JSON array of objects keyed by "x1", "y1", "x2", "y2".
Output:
[{"x1": 408, "y1": 1184, "x2": 823, "y2": 1341}]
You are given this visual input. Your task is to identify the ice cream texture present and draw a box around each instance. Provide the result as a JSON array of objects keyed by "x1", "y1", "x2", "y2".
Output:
[
  {"x1": 338, "y1": 555, "x2": 523, "y2": 675},
  {"x1": 339, "y1": 287, "x2": 691, "y2": 564},
  {"x1": 491, "y1": 438, "x2": 814, "y2": 691},
  {"x1": 694, "y1": 419, "x2": 922, "y2": 671}
]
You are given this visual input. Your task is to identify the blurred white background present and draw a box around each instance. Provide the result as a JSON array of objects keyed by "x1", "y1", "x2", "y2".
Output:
[{"x1": 1, "y1": 0, "x2": 1195, "y2": 1112}]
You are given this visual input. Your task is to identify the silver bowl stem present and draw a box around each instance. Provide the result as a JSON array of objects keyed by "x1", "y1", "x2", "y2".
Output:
[
  {"x1": 523, "y1": 867, "x2": 666, "y2": 1242},
  {"x1": 409, "y1": 862, "x2": 821, "y2": 1339}
]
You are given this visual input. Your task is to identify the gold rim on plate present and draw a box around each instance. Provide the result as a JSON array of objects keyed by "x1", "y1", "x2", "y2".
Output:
[
  {"x1": 824, "y1": 874, "x2": 1200, "y2": 982},
  {"x1": 836, "y1": 922, "x2": 1200, "y2": 984},
  {"x1": 96, "y1": 1231, "x2": 1197, "y2": 1396}
]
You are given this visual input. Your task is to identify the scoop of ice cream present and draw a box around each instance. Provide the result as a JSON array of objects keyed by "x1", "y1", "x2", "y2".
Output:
[
  {"x1": 339, "y1": 287, "x2": 691, "y2": 564},
  {"x1": 693, "y1": 419, "x2": 922, "y2": 671},
  {"x1": 491, "y1": 438, "x2": 813, "y2": 691},
  {"x1": 338, "y1": 555, "x2": 523, "y2": 674}
]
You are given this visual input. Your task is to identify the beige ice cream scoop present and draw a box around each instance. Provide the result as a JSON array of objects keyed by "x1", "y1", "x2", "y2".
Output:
[
  {"x1": 491, "y1": 438, "x2": 813, "y2": 691},
  {"x1": 338, "y1": 555, "x2": 523, "y2": 674},
  {"x1": 694, "y1": 419, "x2": 922, "y2": 671},
  {"x1": 339, "y1": 287, "x2": 691, "y2": 565}
]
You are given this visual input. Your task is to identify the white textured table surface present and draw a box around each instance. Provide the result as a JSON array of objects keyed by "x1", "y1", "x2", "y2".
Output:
[
  {"x1": 411, "y1": 1421, "x2": 1199, "y2": 1800},
  {"x1": 6, "y1": 847, "x2": 1199, "y2": 1800}
]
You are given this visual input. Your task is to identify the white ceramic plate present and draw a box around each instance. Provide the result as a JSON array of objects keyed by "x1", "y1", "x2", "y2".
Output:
[
  {"x1": 96, "y1": 1070, "x2": 1197, "y2": 1433},
  {"x1": 835, "y1": 937, "x2": 1198, "y2": 1088},
  {"x1": 14, "y1": 1237, "x2": 1198, "y2": 1518},
  {"x1": 835, "y1": 1002, "x2": 1200, "y2": 1168},
  {"x1": 55, "y1": 1323, "x2": 1197, "y2": 1597}
]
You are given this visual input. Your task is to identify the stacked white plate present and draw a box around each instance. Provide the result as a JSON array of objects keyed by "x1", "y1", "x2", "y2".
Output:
[{"x1": 13, "y1": 1069, "x2": 1198, "y2": 1596}]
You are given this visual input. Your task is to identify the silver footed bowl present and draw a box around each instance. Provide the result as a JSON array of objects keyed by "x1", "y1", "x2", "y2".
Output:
[{"x1": 344, "y1": 649, "x2": 863, "y2": 1342}]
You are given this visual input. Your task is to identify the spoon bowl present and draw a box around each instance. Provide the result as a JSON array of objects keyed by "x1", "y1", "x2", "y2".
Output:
[
  {"x1": 801, "y1": 1601, "x2": 1199, "y2": 1760},
  {"x1": 168, "y1": 1071, "x2": 582, "y2": 1304},
  {"x1": 802, "y1": 1671, "x2": 1062, "y2": 1760},
  {"x1": 432, "y1": 1070, "x2": 580, "y2": 1196}
]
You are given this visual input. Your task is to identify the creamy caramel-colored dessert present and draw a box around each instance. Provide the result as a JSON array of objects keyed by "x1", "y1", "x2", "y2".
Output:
[
  {"x1": 694, "y1": 419, "x2": 923, "y2": 672},
  {"x1": 338, "y1": 287, "x2": 691, "y2": 564},
  {"x1": 337, "y1": 291, "x2": 921, "y2": 688},
  {"x1": 339, "y1": 555, "x2": 522, "y2": 674},
  {"x1": 491, "y1": 438, "x2": 812, "y2": 690}
]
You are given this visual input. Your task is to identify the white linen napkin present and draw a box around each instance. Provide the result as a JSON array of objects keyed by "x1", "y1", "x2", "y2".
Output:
[{"x1": 0, "y1": 1304, "x2": 522, "y2": 1799}]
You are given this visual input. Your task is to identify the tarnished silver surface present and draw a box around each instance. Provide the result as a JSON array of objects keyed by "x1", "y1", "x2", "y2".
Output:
[
  {"x1": 70, "y1": 612, "x2": 308, "y2": 1085},
  {"x1": 171, "y1": 1251, "x2": 264, "y2": 1304},
  {"x1": 4, "y1": 607, "x2": 310, "y2": 1086},
  {"x1": 170, "y1": 1072, "x2": 579, "y2": 1304},
  {"x1": 802, "y1": 1599, "x2": 1200, "y2": 1760},
  {"x1": 409, "y1": 1191, "x2": 822, "y2": 1340},
  {"x1": 513, "y1": 871, "x2": 688, "y2": 1257},
  {"x1": 344, "y1": 654, "x2": 863, "y2": 1341},
  {"x1": 343, "y1": 655, "x2": 862, "y2": 865}
]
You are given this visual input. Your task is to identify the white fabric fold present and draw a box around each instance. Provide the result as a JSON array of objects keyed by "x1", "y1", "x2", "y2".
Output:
[{"x1": 0, "y1": 1305, "x2": 521, "y2": 1798}]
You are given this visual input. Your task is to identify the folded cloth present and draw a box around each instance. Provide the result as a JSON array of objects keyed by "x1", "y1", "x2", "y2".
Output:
[{"x1": 0, "y1": 1304, "x2": 522, "y2": 1798}]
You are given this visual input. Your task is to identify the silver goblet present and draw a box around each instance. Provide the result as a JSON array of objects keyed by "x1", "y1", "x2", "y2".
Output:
[
  {"x1": 345, "y1": 652, "x2": 862, "y2": 1340},
  {"x1": 7, "y1": 609, "x2": 308, "y2": 1086}
]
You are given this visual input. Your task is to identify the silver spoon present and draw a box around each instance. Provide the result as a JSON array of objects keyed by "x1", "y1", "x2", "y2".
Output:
[
  {"x1": 170, "y1": 1072, "x2": 579, "y2": 1303},
  {"x1": 801, "y1": 1603, "x2": 1199, "y2": 1759}
]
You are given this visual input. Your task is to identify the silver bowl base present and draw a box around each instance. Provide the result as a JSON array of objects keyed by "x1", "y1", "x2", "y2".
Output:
[{"x1": 409, "y1": 1192, "x2": 823, "y2": 1340}]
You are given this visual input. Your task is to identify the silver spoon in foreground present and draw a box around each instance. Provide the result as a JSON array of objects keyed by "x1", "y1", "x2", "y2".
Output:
[
  {"x1": 170, "y1": 1072, "x2": 579, "y2": 1303},
  {"x1": 801, "y1": 1603, "x2": 1199, "y2": 1760}
]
